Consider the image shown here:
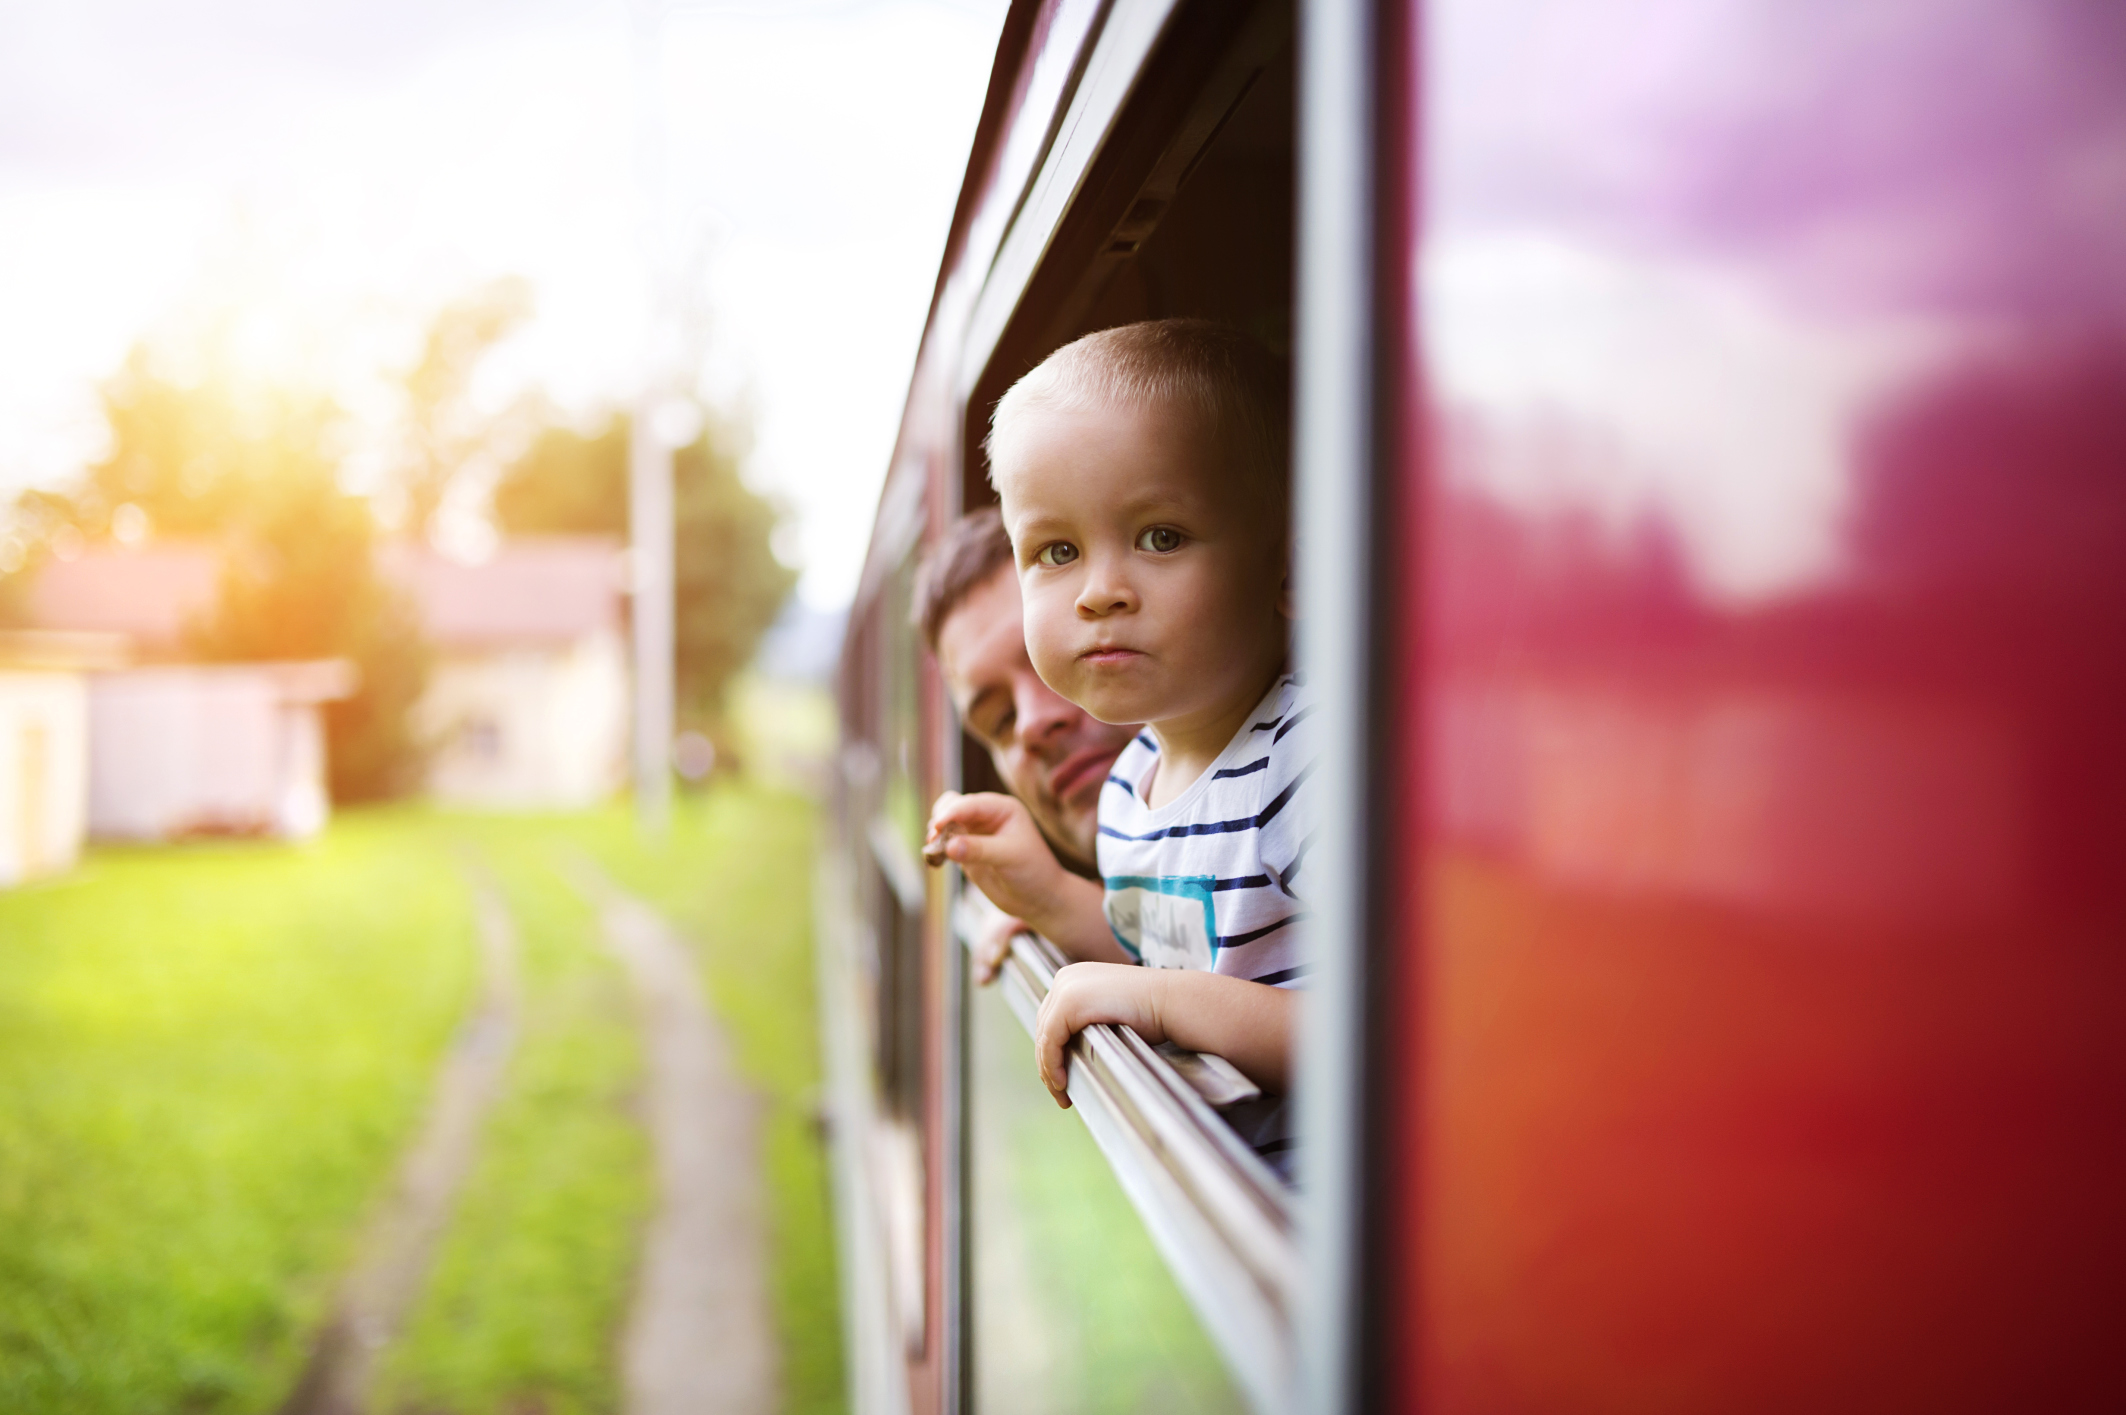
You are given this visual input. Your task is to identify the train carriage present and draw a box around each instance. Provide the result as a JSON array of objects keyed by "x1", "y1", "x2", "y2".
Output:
[{"x1": 825, "y1": 0, "x2": 2126, "y2": 1410}]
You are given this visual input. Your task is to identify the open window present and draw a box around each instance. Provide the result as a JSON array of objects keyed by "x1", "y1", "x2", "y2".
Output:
[
  {"x1": 828, "y1": 3, "x2": 1308, "y2": 1412},
  {"x1": 947, "y1": 3, "x2": 1302, "y2": 1411}
]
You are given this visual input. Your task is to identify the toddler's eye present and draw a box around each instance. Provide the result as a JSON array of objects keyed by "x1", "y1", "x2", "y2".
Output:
[
  {"x1": 1033, "y1": 541, "x2": 1079, "y2": 567},
  {"x1": 1136, "y1": 526, "x2": 1184, "y2": 553}
]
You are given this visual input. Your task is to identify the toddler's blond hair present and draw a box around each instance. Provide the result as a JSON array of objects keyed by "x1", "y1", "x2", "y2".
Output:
[{"x1": 986, "y1": 319, "x2": 1288, "y2": 514}]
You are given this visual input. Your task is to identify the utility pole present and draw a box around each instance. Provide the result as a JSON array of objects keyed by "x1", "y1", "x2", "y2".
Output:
[{"x1": 629, "y1": 0, "x2": 675, "y2": 835}]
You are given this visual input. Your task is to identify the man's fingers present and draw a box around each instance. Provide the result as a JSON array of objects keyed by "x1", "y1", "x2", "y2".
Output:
[
  {"x1": 943, "y1": 831, "x2": 1011, "y2": 869},
  {"x1": 973, "y1": 919, "x2": 1020, "y2": 986},
  {"x1": 923, "y1": 827, "x2": 957, "y2": 868},
  {"x1": 928, "y1": 791, "x2": 1000, "y2": 866},
  {"x1": 928, "y1": 790, "x2": 1023, "y2": 837}
]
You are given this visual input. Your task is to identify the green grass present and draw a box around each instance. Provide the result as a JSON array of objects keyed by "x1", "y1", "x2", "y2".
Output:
[
  {"x1": 0, "y1": 785, "x2": 841, "y2": 1415},
  {"x1": 376, "y1": 786, "x2": 843, "y2": 1414},
  {"x1": 0, "y1": 816, "x2": 478, "y2": 1414},
  {"x1": 374, "y1": 830, "x2": 650, "y2": 1415},
  {"x1": 390, "y1": 785, "x2": 844, "y2": 1414},
  {"x1": 572, "y1": 785, "x2": 844, "y2": 1415}
]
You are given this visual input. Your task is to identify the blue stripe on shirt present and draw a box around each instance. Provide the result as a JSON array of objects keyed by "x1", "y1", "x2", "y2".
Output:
[
  {"x1": 1253, "y1": 760, "x2": 1316, "y2": 828},
  {"x1": 1097, "y1": 760, "x2": 1317, "y2": 842},
  {"x1": 1217, "y1": 915, "x2": 1302, "y2": 949},
  {"x1": 1100, "y1": 816, "x2": 1256, "y2": 842}
]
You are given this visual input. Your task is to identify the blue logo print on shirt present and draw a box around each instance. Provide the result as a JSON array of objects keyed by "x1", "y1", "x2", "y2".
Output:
[{"x1": 1102, "y1": 875, "x2": 1219, "y2": 971}]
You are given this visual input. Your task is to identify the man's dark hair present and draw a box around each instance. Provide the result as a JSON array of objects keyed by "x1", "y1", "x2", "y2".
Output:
[{"x1": 912, "y1": 505, "x2": 1014, "y2": 651}]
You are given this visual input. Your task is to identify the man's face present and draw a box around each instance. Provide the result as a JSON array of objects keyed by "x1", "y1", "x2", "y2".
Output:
[{"x1": 936, "y1": 565, "x2": 1137, "y2": 871}]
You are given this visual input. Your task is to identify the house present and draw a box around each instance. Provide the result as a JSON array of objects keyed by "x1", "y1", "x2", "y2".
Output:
[
  {"x1": 26, "y1": 544, "x2": 218, "y2": 655},
  {"x1": 382, "y1": 538, "x2": 629, "y2": 808},
  {"x1": 87, "y1": 661, "x2": 354, "y2": 841},
  {"x1": 27, "y1": 538, "x2": 630, "y2": 812},
  {"x1": 0, "y1": 632, "x2": 125, "y2": 885},
  {"x1": 26, "y1": 544, "x2": 352, "y2": 840}
]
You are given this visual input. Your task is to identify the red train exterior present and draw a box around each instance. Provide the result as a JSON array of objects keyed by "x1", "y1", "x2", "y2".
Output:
[{"x1": 832, "y1": 1, "x2": 2126, "y2": 1410}]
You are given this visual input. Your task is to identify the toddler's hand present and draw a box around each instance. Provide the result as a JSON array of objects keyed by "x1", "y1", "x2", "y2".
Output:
[{"x1": 1032, "y1": 962, "x2": 1166, "y2": 1109}]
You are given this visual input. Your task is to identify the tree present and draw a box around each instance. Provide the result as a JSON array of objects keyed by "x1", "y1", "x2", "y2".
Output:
[
  {"x1": 13, "y1": 344, "x2": 432, "y2": 800},
  {"x1": 61, "y1": 345, "x2": 332, "y2": 540},
  {"x1": 395, "y1": 278, "x2": 534, "y2": 535},
  {"x1": 492, "y1": 412, "x2": 796, "y2": 722},
  {"x1": 187, "y1": 464, "x2": 432, "y2": 802}
]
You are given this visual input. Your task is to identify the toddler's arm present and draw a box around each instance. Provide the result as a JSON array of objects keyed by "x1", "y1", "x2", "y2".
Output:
[
  {"x1": 1032, "y1": 963, "x2": 1293, "y2": 1109},
  {"x1": 924, "y1": 791, "x2": 1123, "y2": 964}
]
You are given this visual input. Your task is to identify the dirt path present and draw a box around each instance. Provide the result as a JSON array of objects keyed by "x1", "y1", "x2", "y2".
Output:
[
  {"x1": 280, "y1": 869, "x2": 521, "y2": 1415},
  {"x1": 569, "y1": 857, "x2": 779, "y2": 1415}
]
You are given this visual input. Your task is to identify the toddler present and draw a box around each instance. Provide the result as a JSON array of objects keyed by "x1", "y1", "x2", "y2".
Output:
[{"x1": 926, "y1": 319, "x2": 1309, "y2": 1108}]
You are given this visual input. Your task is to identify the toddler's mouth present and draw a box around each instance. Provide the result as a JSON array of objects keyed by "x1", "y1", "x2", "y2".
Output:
[{"x1": 1077, "y1": 646, "x2": 1145, "y2": 668}]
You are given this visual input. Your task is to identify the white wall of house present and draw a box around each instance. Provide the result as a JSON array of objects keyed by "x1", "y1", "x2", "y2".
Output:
[
  {"x1": 419, "y1": 628, "x2": 627, "y2": 808},
  {"x1": 0, "y1": 671, "x2": 90, "y2": 886},
  {"x1": 89, "y1": 668, "x2": 333, "y2": 840}
]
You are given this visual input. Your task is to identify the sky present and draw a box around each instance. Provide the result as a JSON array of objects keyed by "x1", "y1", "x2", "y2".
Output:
[{"x1": 0, "y1": 0, "x2": 1008, "y2": 608}]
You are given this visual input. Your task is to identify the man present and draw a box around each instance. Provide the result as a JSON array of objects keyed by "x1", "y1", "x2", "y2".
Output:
[{"x1": 913, "y1": 507, "x2": 1139, "y2": 982}]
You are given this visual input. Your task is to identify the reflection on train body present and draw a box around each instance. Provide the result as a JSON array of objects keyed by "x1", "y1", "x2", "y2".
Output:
[{"x1": 1396, "y1": 0, "x2": 2126, "y2": 1406}]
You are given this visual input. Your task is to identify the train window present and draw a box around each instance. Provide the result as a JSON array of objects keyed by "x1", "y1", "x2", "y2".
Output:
[
  {"x1": 954, "y1": 6, "x2": 1299, "y2": 1413},
  {"x1": 830, "y1": 2, "x2": 1307, "y2": 1410}
]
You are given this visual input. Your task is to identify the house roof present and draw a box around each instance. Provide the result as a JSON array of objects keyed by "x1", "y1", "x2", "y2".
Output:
[
  {"x1": 25, "y1": 544, "x2": 220, "y2": 651},
  {"x1": 378, "y1": 537, "x2": 625, "y2": 648},
  {"x1": 26, "y1": 537, "x2": 625, "y2": 654}
]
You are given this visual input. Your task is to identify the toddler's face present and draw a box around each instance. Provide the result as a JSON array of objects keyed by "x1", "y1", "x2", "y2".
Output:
[{"x1": 993, "y1": 397, "x2": 1287, "y2": 734}]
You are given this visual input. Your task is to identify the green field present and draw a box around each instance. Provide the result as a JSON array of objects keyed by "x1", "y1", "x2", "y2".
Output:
[{"x1": 0, "y1": 784, "x2": 841, "y2": 1415}]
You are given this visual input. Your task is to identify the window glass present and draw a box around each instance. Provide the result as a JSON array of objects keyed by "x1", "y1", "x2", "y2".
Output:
[{"x1": 970, "y1": 980, "x2": 1244, "y2": 1414}]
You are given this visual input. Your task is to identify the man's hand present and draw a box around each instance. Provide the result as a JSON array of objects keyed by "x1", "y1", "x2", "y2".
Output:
[
  {"x1": 925, "y1": 791, "x2": 1121, "y2": 962},
  {"x1": 972, "y1": 913, "x2": 1026, "y2": 986},
  {"x1": 925, "y1": 791, "x2": 1062, "y2": 918}
]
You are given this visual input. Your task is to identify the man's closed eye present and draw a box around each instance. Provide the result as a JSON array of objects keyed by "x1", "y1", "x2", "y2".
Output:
[{"x1": 971, "y1": 698, "x2": 1016, "y2": 747}]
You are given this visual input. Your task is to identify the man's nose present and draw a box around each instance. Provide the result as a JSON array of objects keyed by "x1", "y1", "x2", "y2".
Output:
[
  {"x1": 1016, "y1": 679, "x2": 1075, "y2": 753},
  {"x1": 1074, "y1": 551, "x2": 1137, "y2": 618}
]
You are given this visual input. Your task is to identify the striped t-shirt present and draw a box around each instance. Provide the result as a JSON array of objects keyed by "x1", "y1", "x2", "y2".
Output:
[{"x1": 1096, "y1": 674, "x2": 1314, "y2": 988}]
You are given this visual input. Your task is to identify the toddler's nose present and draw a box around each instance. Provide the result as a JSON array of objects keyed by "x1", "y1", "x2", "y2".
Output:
[{"x1": 1074, "y1": 556, "x2": 1137, "y2": 617}]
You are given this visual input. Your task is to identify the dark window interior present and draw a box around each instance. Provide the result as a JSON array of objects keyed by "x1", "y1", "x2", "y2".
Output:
[{"x1": 955, "y1": 0, "x2": 1296, "y2": 798}]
